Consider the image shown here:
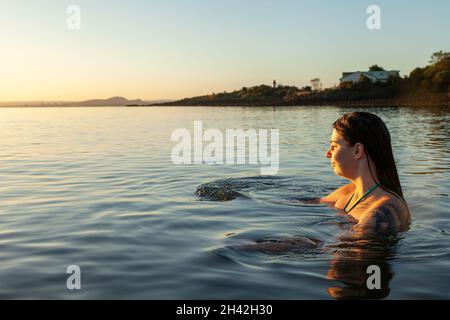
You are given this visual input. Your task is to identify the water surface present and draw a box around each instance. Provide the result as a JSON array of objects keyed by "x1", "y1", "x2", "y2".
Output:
[{"x1": 0, "y1": 106, "x2": 449, "y2": 299}]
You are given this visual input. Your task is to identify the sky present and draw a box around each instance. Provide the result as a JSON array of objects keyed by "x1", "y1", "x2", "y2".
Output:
[{"x1": 1, "y1": 0, "x2": 449, "y2": 101}]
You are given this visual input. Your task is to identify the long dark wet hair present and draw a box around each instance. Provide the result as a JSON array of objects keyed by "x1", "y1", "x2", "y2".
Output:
[{"x1": 333, "y1": 112, "x2": 405, "y2": 201}]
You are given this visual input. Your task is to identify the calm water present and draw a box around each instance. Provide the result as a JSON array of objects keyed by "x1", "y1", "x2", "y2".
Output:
[{"x1": 0, "y1": 106, "x2": 449, "y2": 299}]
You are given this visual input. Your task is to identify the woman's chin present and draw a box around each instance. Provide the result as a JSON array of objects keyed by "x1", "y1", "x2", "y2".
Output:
[{"x1": 333, "y1": 168, "x2": 344, "y2": 178}]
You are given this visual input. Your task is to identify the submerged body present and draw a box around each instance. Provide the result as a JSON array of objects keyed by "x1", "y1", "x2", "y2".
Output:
[
  {"x1": 229, "y1": 112, "x2": 410, "y2": 254},
  {"x1": 321, "y1": 183, "x2": 410, "y2": 231}
]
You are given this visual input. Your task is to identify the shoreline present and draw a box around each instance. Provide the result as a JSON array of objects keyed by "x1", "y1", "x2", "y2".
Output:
[
  {"x1": 141, "y1": 97, "x2": 450, "y2": 108},
  {"x1": 141, "y1": 90, "x2": 450, "y2": 108},
  {"x1": 1, "y1": 97, "x2": 448, "y2": 109}
]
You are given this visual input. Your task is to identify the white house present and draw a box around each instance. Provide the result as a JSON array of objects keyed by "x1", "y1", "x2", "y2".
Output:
[{"x1": 340, "y1": 70, "x2": 400, "y2": 84}]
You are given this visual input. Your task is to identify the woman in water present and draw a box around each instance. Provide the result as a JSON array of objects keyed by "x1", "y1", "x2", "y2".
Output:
[
  {"x1": 321, "y1": 112, "x2": 410, "y2": 231},
  {"x1": 234, "y1": 112, "x2": 410, "y2": 255}
]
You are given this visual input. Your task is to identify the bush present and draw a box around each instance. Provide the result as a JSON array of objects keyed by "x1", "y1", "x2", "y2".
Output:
[{"x1": 339, "y1": 81, "x2": 353, "y2": 89}]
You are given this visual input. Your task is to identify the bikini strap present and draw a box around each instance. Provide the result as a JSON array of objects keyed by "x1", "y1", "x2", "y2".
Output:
[
  {"x1": 345, "y1": 183, "x2": 380, "y2": 213},
  {"x1": 343, "y1": 193, "x2": 354, "y2": 211}
]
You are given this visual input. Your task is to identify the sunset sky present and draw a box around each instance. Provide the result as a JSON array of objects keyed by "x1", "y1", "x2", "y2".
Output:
[{"x1": 1, "y1": 0, "x2": 449, "y2": 101}]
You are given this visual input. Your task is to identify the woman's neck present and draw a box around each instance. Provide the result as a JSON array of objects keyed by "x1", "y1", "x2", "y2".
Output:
[
  {"x1": 349, "y1": 156, "x2": 379, "y2": 198},
  {"x1": 351, "y1": 174, "x2": 378, "y2": 198}
]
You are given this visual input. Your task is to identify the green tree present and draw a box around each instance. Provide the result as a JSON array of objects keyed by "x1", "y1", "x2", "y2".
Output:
[
  {"x1": 369, "y1": 65, "x2": 385, "y2": 71},
  {"x1": 310, "y1": 78, "x2": 322, "y2": 91},
  {"x1": 409, "y1": 67, "x2": 424, "y2": 85},
  {"x1": 301, "y1": 86, "x2": 312, "y2": 92},
  {"x1": 432, "y1": 70, "x2": 450, "y2": 91},
  {"x1": 429, "y1": 51, "x2": 450, "y2": 65}
]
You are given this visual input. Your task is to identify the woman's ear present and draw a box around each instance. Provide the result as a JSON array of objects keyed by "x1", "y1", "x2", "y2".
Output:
[{"x1": 353, "y1": 143, "x2": 364, "y2": 160}]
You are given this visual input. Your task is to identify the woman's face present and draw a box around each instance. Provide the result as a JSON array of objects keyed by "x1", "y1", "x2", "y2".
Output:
[{"x1": 325, "y1": 129, "x2": 356, "y2": 179}]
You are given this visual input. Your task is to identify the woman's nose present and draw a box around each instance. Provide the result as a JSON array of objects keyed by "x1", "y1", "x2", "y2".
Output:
[{"x1": 325, "y1": 150, "x2": 331, "y2": 158}]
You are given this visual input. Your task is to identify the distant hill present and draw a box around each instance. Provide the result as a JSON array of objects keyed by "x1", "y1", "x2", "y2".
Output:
[
  {"x1": 77, "y1": 96, "x2": 144, "y2": 106},
  {"x1": 0, "y1": 97, "x2": 174, "y2": 107},
  {"x1": 154, "y1": 85, "x2": 310, "y2": 106}
]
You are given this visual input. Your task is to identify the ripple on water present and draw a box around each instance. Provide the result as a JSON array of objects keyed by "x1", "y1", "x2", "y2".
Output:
[{"x1": 1, "y1": 106, "x2": 449, "y2": 299}]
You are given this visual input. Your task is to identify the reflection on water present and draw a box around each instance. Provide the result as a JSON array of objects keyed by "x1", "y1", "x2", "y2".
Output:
[
  {"x1": 325, "y1": 226, "x2": 401, "y2": 299},
  {"x1": 0, "y1": 105, "x2": 449, "y2": 299}
]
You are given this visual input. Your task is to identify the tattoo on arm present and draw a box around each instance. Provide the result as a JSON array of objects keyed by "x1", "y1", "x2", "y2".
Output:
[{"x1": 374, "y1": 203, "x2": 397, "y2": 231}]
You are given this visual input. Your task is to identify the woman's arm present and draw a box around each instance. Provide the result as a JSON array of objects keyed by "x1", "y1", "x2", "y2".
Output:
[
  {"x1": 301, "y1": 198, "x2": 321, "y2": 204},
  {"x1": 357, "y1": 199, "x2": 403, "y2": 231}
]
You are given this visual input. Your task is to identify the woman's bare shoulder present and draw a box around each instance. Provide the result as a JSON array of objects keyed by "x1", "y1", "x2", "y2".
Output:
[
  {"x1": 320, "y1": 183, "x2": 355, "y2": 204},
  {"x1": 358, "y1": 194, "x2": 411, "y2": 230}
]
